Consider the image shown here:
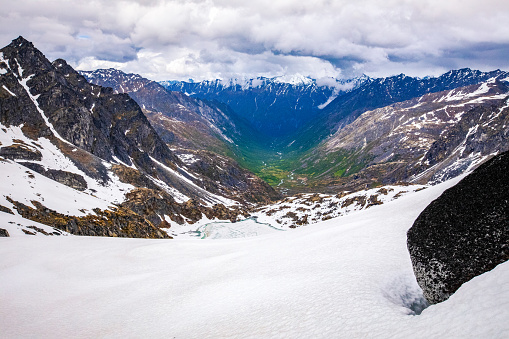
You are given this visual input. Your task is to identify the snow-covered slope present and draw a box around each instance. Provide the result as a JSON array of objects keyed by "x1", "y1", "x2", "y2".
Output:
[{"x1": 1, "y1": 177, "x2": 507, "y2": 338}]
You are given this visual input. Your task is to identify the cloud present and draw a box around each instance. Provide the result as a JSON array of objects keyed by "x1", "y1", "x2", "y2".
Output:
[{"x1": 1, "y1": 0, "x2": 509, "y2": 81}]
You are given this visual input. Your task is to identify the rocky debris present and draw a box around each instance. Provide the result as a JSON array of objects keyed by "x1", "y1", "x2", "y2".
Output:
[
  {"x1": 255, "y1": 185, "x2": 426, "y2": 228},
  {"x1": 26, "y1": 225, "x2": 52, "y2": 236},
  {"x1": 22, "y1": 229, "x2": 36, "y2": 235},
  {"x1": 121, "y1": 188, "x2": 250, "y2": 227},
  {"x1": 0, "y1": 228, "x2": 9, "y2": 237},
  {"x1": 407, "y1": 151, "x2": 509, "y2": 304},
  {"x1": 0, "y1": 204, "x2": 15, "y2": 215},
  {"x1": 6, "y1": 196, "x2": 169, "y2": 239}
]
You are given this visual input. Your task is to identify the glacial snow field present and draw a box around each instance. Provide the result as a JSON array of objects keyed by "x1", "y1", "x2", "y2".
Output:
[{"x1": 1, "y1": 177, "x2": 508, "y2": 338}]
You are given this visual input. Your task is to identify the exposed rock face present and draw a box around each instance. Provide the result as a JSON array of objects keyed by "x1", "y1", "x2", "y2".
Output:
[
  {"x1": 407, "y1": 151, "x2": 509, "y2": 304},
  {"x1": 22, "y1": 162, "x2": 87, "y2": 191},
  {"x1": 0, "y1": 228, "x2": 9, "y2": 237},
  {"x1": 0, "y1": 142, "x2": 42, "y2": 160}
]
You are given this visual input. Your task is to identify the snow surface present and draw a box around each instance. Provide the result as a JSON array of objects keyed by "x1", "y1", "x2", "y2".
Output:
[{"x1": 1, "y1": 176, "x2": 508, "y2": 338}]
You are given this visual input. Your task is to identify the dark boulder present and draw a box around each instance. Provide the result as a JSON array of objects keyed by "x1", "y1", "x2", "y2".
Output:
[
  {"x1": 407, "y1": 151, "x2": 509, "y2": 304},
  {"x1": 0, "y1": 228, "x2": 9, "y2": 237}
]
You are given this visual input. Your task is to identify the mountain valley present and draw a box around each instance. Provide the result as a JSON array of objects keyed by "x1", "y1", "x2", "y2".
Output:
[
  {"x1": 1, "y1": 34, "x2": 508, "y2": 338},
  {"x1": 1, "y1": 35, "x2": 508, "y2": 238}
]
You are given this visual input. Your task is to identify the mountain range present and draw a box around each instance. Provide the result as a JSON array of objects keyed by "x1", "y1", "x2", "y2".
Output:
[
  {"x1": 160, "y1": 75, "x2": 365, "y2": 139},
  {"x1": 1, "y1": 35, "x2": 509, "y2": 237},
  {"x1": 1, "y1": 36, "x2": 507, "y2": 338},
  {"x1": 157, "y1": 67, "x2": 509, "y2": 192}
]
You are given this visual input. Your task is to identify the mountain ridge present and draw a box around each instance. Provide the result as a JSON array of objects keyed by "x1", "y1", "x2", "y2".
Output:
[{"x1": 0, "y1": 36, "x2": 279, "y2": 238}]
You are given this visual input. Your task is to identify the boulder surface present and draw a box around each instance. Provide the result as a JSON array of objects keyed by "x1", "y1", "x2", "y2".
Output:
[{"x1": 407, "y1": 151, "x2": 509, "y2": 304}]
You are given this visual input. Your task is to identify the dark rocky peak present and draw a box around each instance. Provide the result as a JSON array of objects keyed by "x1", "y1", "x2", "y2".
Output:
[
  {"x1": 1, "y1": 36, "x2": 181, "y2": 171},
  {"x1": 1, "y1": 36, "x2": 53, "y2": 79}
]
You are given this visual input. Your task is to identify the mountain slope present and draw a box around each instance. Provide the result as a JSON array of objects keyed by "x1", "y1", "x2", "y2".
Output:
[
  {"x1": 291, "y1": 69, "x2": 509, "y2": 153},
  {"x1": 277, "y1": 78, "x2": 509, "y2": 193},
  {"x1": 0, "y1": 36, "x2": 278, "y2": 237},
  {"x1": 80, "y1": 68, "x2": 241, "y2": 155}
]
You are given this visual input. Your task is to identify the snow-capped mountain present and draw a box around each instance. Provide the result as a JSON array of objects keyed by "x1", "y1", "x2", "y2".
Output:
[
  {"x1": 160, "y1": 75, "x2": 367, "y2": 139},
  {"x1": 294, "y1": 68, "x2": 509, "y2": 151},
  {"x1": 0, "y1": 36, "x2": 278, "y2": 238}
]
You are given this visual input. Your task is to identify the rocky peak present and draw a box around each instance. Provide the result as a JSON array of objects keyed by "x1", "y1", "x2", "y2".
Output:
[{"x1": 2, "y1": 36, "x2": 53, "y2": 79}]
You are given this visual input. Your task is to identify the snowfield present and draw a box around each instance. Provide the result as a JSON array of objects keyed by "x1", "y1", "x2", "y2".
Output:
[{"x1": 1, "y1": 177, "x2": 508, "y2": 338}]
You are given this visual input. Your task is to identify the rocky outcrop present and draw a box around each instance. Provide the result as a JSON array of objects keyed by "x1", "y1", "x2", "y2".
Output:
[
  {"x1": 0, "y1": 228, "x2": 9, "y2": 237},
  {"x1": 407, "y1": 151, "x2": 509, "y2": 304},
  {"x1": 0, "y1": 142, "x2": 42, "y2": 161},
  {"x1": 21, "y1": 162, "x2": 87, "y2": 191},
  {"x1": 6, "y1": 196, "x2": 169, "y2": 239},
  {"x1": 121, "y1": 188, "x2": 250, "y2": 226}
]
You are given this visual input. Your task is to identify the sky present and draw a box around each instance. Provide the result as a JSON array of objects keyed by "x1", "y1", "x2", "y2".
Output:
[{"x1": 1, "y1": 0, "x2": 509, "y2": 81}]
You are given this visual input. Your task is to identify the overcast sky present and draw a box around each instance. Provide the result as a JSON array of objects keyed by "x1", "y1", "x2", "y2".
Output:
[{"x1": 2, "y1": 0, "x2": 509, "y2": 81}]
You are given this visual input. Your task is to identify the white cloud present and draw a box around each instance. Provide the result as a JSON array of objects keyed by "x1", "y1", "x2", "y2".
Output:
[{"x1": 1, "y1": 0, "x2": 509, "y2": 81}]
